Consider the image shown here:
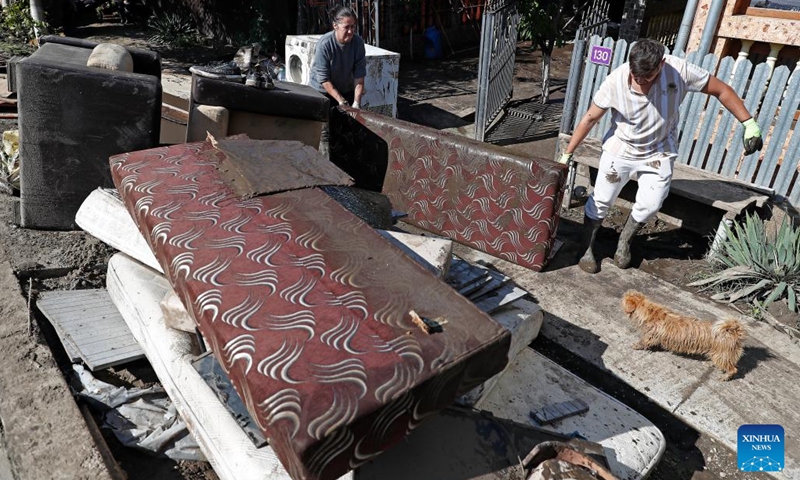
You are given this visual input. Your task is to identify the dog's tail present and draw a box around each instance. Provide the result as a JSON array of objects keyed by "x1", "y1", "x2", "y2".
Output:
[
  {"x1": 621, "y1": 290, "x2": 646, "y2": 314},
  {"x1": 712, "y1": 318, "x2": 746, "y2": 340}
]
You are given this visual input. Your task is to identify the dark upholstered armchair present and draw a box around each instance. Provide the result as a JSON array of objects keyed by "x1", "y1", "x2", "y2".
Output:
[{"x1": 14, "y1": 36, "x2": 161, "y2": 229}]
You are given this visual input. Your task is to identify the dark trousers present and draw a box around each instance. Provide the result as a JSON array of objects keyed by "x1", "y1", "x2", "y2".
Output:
[{"x1": 319, "y1": 91, "x2": 355, "y2": 158}]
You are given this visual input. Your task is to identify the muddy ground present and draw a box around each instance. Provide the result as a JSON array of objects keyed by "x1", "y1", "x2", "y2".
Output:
[{"x1": 0, "y1": 22, "x2": 795, "y2": 480}]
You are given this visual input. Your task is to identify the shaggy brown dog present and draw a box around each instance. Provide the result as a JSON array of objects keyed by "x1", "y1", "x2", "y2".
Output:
[{"x1": 621, "y1": 290, "x2": 745, "y2": 380}]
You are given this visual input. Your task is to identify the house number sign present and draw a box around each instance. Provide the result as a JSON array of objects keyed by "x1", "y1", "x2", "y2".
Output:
[{"x1": 589, "y1": 45, "x2": 613, "y2": 66}]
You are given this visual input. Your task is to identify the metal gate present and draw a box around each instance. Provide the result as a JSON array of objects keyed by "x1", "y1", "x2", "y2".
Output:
[
  {"x1": 297, "y1": 0, "x2": 380, "y2": 46},
  {"x1": 474, "y1": 0, "x2": 520, "y2": 142},
  {"x1": 575, "y1": 0, "x2": 612, "y2": 40}
]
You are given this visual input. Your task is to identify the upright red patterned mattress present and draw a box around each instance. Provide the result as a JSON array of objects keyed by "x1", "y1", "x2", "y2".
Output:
[
  {"x1": 110, "y1": 139, "x2": 511, "y2": 480},
  {"x1": 329, "y1": 108, "x2": 568, "y2": 271}
]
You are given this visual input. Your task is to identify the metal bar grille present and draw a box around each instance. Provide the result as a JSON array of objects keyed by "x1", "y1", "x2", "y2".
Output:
[
  {"x1": 298, "y1": 0, "x2": 380, "y2": 46},
  {"x1": 474, "y1": 0, "x2": 519, "y2": 142}
]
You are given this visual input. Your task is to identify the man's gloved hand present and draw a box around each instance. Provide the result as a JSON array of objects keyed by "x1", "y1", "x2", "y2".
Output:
[
  {"x1": 558, "y1": 152, "x2": 573, "y2": 165},
  {"x1": 742, "y1": 118, "x2": 763, "y2": 155},
  {"x1": 352, "y1": 101, "x2": 360, "y2": 109},
  {"x1": 339, "y1": 100, "x2": 349, "y2": 107}
]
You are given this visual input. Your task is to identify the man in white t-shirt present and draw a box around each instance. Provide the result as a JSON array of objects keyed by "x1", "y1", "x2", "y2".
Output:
[{"x1": 560, "y1": 38, "x2": 763, "y2": 274}]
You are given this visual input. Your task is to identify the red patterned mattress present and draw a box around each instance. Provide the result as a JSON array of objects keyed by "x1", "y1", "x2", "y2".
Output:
[
  {"x1": 110, "y1": 139, "x2": 511, "y2": 480},
  {"x1": 329, "y1": 108, "x2": 568, "y2": 271}
]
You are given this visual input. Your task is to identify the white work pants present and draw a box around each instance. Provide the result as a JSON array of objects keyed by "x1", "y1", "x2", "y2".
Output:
[{"x1": 584, "y1": 151, "x2": 676, "y2": 223}]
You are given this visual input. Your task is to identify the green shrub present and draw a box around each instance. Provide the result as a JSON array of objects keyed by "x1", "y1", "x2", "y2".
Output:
[
  {"x1": 148, "y1": 12, "x2": 199, "y2": 48},
  {"x1": 1, "y1": 0, "x2": 48, "y2": 44},
  {"x1": 689, "y1": 213, "x2": 800, "y2": 314}
]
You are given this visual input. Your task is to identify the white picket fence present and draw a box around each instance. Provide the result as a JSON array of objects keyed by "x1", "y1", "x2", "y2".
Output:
[{"x1": 565, "y1": 35, "x2": 800, "y2": 206}]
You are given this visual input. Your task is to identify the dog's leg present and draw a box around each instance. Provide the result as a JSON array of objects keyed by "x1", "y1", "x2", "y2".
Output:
[
  {"x1": 711, "y1": 354, "x2": 739, "y2": 381},
  {"x1": 632, "y1": 333, "x2": 659, "y2": 350},
  {"x1": 718, "y1": 363, "x2": 737, "y2": 381}
]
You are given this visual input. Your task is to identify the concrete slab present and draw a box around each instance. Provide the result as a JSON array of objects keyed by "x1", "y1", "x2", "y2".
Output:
[
  {"x1": 455, "y1": 247, "x2": 800, "y2": 478},
  {"x1": 377, "y1": 230, "x2": 452, "y2": 278},
  {"x1": 479, "y1": 348, "x2": 666, "y2": 480},
  {"x1": 460, "y1": 298, "x2": 544, "y2": 406}
]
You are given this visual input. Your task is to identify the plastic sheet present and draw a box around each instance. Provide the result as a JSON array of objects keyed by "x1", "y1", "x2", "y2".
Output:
[{"x1": 73, "y1": 364, "x2": 205, "y2": 461}]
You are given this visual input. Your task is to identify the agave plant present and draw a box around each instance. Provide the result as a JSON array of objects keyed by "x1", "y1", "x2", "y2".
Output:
[
  {"x1": 688, "y1": 213, "x2": 800, "y2": 313},
  {"x1": 148, "y1": 12, "x2": 199, "y2": 48}
]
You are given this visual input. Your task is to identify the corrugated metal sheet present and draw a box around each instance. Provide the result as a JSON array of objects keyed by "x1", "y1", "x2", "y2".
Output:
[{"x1": 37, "y1": 289, "x2": 144, "y2": 370}]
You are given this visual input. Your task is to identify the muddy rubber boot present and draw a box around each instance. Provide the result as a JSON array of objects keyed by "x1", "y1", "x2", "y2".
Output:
[
  {"x1": 578, "y1": 215, "x2": 603, "y2": 274},
  {"x1": 614, "y1": 215, "x2": 646, "y2": 269}
]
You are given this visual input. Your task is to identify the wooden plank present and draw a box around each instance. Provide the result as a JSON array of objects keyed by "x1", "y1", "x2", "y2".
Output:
[
  {"x1": 705, "y1": 58, "x2": 754, "y2": 174},
  {"x1": 37, "y1": 289, "x2": 144, "y2": 370},
  {"x1": 561, "y1": 133, "x2": 771, "y2": 215},
  {"x1": 745, "y1": 6, "x2": 800, "y2": 19},
  {"x1": 755, "y1": 68, "x2": 800, "y2": 187},
  {"x1": 688, "y1": 56, "x2": 734, "y2": 169},
  {"x1": 721, "y1": 62, "x2": 771, "y2": 178},
  {"x1": 740, "y1": 65, "x2": 791, "y2": 183}
]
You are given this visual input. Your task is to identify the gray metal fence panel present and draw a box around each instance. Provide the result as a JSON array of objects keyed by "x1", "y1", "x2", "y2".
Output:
[
  {"x1": 755, "y1": 69, "x2": 800, "y2": 187},
  {"x1": 676, "y1": 50, "x2": 701, "y2": 136},
  {"x1": 677, "y1": 53, "x2": 718, "y2": 163},
  {"x1": 774, "y1": 88, "x2": 800, "y2": 200},
  {"x1": 688, "y1": 56, "x2": 735, "y2": 169},
  {"x1": 588, "y1": 36, "x2": 616, "y2": 139},
  {"x1": 573, "y1": 35, "x2": 604, "y2": 131},
  {"x1": 594, "y1": 38, "x2": 629, "y2": 138},
  {"x1": 721, "y1": 62, "x2": 771, "y2": 178},
  {"x1": 783, "y1": 130, "x2": 800, "y2": 204},
  {"x1": 560, "y1": 39, "x2": 587, "y2": 135},
  {"x1": 739, "y1": 65, "x2": 790, "y2": 183},
  {"x1": 704, "y1": 58, "x2": 754, "y2": 174}
]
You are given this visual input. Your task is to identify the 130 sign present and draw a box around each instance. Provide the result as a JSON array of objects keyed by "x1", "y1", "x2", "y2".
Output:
[{"x1": 589, "y1": 45, "x2": 613, "y2": 66}]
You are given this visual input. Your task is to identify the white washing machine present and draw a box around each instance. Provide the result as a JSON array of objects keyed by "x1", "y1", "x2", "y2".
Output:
[{"x1": 285, "y1": 34, "x2": 400, "y2": 117}]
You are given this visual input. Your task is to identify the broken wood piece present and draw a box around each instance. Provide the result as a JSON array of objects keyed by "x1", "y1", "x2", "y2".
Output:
[
  {"x1": 159, "y1": 290, "x2": 196, "y2": 333},
  {"x1": 531, "y1": 399, "x2": 590, "y2": 426},
  {"x1": 409, "y1": 310, "x2": 446, "y2": 334},
  {"x1": 523, "y1": 440, "x2": 618, "y2": 480}
]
